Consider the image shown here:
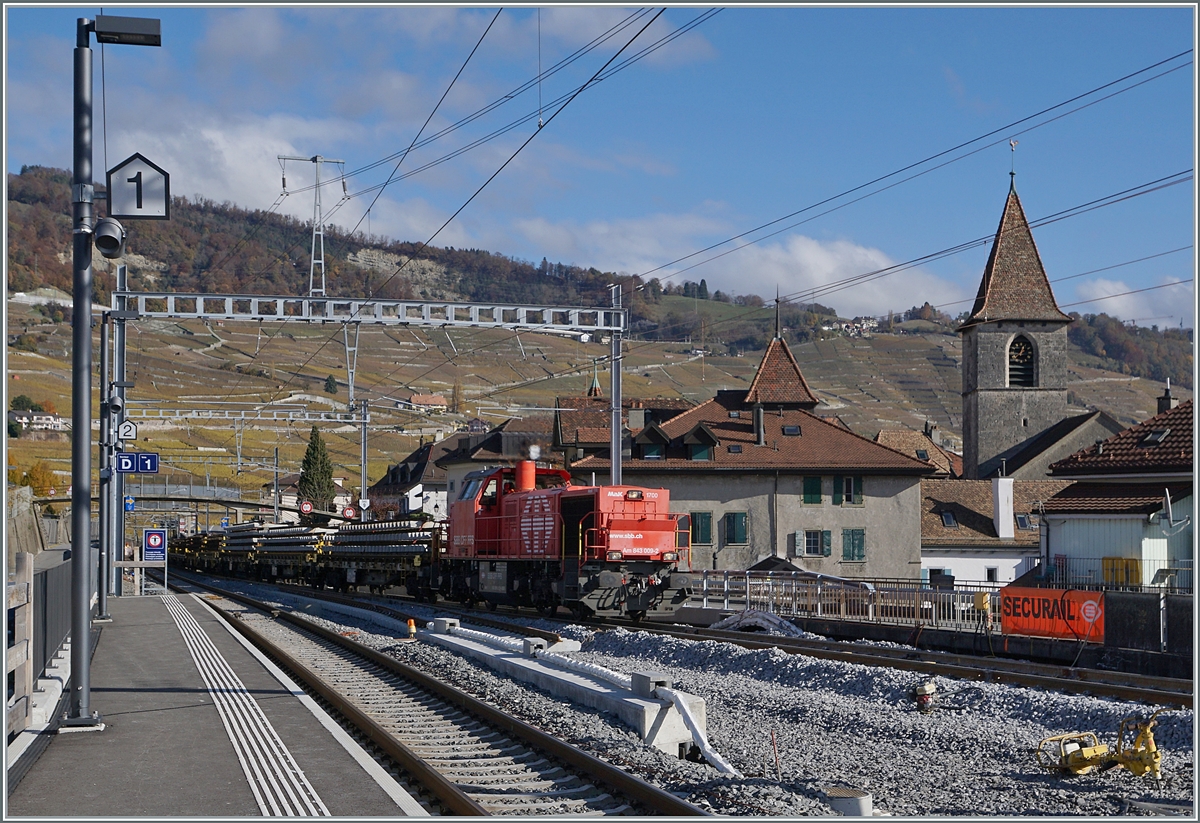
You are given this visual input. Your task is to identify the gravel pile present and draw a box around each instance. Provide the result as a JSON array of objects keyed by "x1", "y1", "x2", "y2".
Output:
[{"x1": 196, "y1": 579, "x2": 1195, "y2": 816}]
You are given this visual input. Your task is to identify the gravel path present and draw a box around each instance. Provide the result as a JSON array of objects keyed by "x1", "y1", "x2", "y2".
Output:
[{"x1": 197, "y1": 579, "x2": 1195, "y2": 816}]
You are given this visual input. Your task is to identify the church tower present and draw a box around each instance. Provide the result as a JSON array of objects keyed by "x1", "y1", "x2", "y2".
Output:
[{"x1": 959, "y1": 176, "x2": 1072, "y2": 479}]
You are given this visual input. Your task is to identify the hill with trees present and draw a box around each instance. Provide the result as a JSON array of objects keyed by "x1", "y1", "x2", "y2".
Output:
[{"x1": 7, "y1": 164, "x2": 1192, "y2": 387}]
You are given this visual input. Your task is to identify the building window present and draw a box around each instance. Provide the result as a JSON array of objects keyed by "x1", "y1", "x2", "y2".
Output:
[
  {"x1": 728, "y1": 410, "x2": 741, "y2": 419},
  {"x1": 728, "y1": 444, "x2": 743, "y2": 454},
  {"x1": 689, "y1": 444, "x2": 713, "y2": 461},
  {"x1": 1015, "y1": 513, "x2": 1038, "y2": 530},
  {"x1": 448, "y1": 480, "x2": 455, "y2": 492},
  {"x1": 841, "y1": 528, "x2": 865, "y2": 561},
  {"x1": 833, "y1": 475, "x2": 863, "y2": 505},
  {"x1": 782, "y1": 425, "x2": 801, "y2": 436},
  {"x1": 803, "y1": 476, "x2": 822, "y2": 504},
  {"x1": 690, "y1": 512, "x2": 713, "y2": 545},
  {"x1": 940, "y1": 511, "x2": 958, "y2": 528},
  {"x1": 724, "y1": 512, "x2": 748, "y2": 544},
  {"x1": 642, "y1": 443, "x2": 664, "y2": 460},
  {"x1": 1008, "y1": 335, "x2": 1035, "y2": 387},
  {"x1": 985, "y1": 567, "x2": 998, "y2": 583},
  {"x1": 803, "y1": 529, "x2": 831, "y2": 557},
  {"x1": 916, "y1": 449, "x2": 929, "y2": 461}
]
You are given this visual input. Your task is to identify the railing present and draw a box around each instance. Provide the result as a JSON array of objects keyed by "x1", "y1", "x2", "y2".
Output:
[
  {"x1": 1041, "y1": 556, "x2": 1193, "y2": 594},
  {"x1": 6, "y1": 554, "x2": 33, "y2": 740},
  {"x1": 31, "y1": 559, "x2": 73, "y2": 690},
  {"x1": 696, "y1": 570, "x2": 1000, "y2": 634}
]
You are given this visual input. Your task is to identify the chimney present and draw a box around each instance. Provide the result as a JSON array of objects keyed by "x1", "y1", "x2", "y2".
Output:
[
  {"x1": 627, "y1": 408, "x2": 647, "y2": 432},
  {"x1": 1158, "y1": 379, "x2": 1178, "y2": 415},
  {"x1": 754, "y1": 403, "x2": 765, "y2": 446},
  {"x1": 992, "y1": 477, "x2": 1014, "y2": 541}
]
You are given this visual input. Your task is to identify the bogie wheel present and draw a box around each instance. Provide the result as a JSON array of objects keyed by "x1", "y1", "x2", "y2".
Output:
[
  {"x1": 536, "y1": 602, "x2": 557, "y2": 618},
  {"x1": 485, "y1": 598, "x2": 497, "y2": 612},
  {"x1": 628, "y1": 610, "x2": 647, "y2": 623}
]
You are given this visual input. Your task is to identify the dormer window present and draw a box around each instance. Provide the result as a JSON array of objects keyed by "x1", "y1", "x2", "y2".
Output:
[
  {"x1": 1141, "y1": 429, "x2": 1170, "y2": 446},
  {"x1": 1008, "y1": 336, "x2": 1035, "y2": 387},
  {"x1": 689, "y1": 444, "x2": 713, "y2": 461},
  {"x1": 642, "y1": 443, "x2": 664, "y2": 460}
]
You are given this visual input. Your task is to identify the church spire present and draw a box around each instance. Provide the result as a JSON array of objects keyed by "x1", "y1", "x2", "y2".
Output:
[
  {"x1": 587, "y1": 360, "x2": 603, "y2": 398},
  {"x1": 960, "y1": 178, "x2": 1071, "y2": 329}
]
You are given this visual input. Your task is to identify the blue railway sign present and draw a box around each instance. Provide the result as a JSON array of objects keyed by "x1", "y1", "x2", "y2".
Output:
[{"x1": 115, "y1": 452, "x2": 159, "y2": 473}]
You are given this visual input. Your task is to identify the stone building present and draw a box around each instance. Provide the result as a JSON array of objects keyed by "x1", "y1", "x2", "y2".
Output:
[{"x1": 959, "y1": 177, "x2": 1123, "y2": 479}]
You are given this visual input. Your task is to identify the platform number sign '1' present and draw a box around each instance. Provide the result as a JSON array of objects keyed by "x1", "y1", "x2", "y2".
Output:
[{"x1": 106, "y1": 153, "x2": 170, "y2": 220}]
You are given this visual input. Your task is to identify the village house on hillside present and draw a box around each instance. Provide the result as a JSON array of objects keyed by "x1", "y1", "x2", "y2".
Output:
[
  {"x1": 570, "y1": 335, "x2": 935, "y2": 576},
  {"x1": 1040, "y1": 390, "x2": 1193, "y2": 589},
  {"x1": 958, "y1": 177, "x2": 1125, "y2": 479}
]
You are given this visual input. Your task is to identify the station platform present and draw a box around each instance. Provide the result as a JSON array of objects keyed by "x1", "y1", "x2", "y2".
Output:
[{"x1": 5, "y1": 589, "x2": 428, "y2": 817}]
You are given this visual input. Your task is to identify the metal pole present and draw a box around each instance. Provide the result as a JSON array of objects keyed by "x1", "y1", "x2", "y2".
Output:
[
  {"x1": 609, "y1": 284, "x2": 623, "y2": 486},
  {"x1": 67, "y1": 16, "x2": 100, "y2": 726},
  {"x1": 273, "y1": 447, "x2": 280, "y2": 524},
  {"x1": 97, "y1": 312, "x2": 111, "y2": 620},
  {"x1": 114, "y1": 264, "x2": 128, "y2": 598},
  {"x1": 360, "y1": 399, "x2": 368, "y2": 522}
]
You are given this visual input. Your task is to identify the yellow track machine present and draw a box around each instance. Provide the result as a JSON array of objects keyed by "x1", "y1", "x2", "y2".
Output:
[{"x1": 1035, "y1": 709, "x2": 1165, "y2": 781}]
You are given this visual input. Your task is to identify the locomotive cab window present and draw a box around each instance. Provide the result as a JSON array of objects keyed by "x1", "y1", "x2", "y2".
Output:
[
  {"x1": 458, "y1": 479, "x2": 481, "y2": 501},
  {"x1": 480, "y1": 479, "x2": 498, "y2": 506}
]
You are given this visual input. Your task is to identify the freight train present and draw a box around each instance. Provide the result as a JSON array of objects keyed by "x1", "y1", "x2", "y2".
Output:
[{"x1": 173, "y1": 460, "x2": 694, "y2": 620}]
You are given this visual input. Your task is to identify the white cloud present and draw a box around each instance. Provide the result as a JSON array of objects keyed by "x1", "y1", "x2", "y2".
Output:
[{"x1": 1070, "y1": 277, "x2": 1195, "y2": 328}]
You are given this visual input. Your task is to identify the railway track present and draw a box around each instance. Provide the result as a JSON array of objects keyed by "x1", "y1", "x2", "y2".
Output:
[
  {"x1": 180, "y1": 572, "x2": 1193, "y2": 709},
  {"x1": 168, "y1": 574, "x2": 706, "y2": 817}
]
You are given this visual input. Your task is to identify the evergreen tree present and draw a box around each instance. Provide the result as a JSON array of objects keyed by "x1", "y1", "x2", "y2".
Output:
[
  {"x1": 298, "y1": 426, "x2": 335, "y2": 511},
  {"x1": 324, "y1": 374, "x2": 338, "y2": 394}
]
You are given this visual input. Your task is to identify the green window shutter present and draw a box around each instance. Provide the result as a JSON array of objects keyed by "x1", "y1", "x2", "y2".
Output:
[
  {"x1": 821, "y1": 530, "x2": 831, "y2": 557},
  {"x1": 854, "y1": 529, "x2": 866, "y2": 560},
  {"x1": 691, "y1": 512, "x2": 712, "y2": 545},
  {"x1": 725, "y1": 512, "x2": 748, "y2": 544},
  {"x1": 842, "y1": 529, "x2": 852, "y2": 560},
  {"x1": 852, "y1": 476, "x2": 863, "y2": 505},
  {"x1": 833, "y1": 475, "x2": 843, "y2": 505},
  {"x1": 803, "y1": 476, "x2": 822, "y2": 504}
]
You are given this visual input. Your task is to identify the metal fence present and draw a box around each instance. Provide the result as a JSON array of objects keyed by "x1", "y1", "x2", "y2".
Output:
[
  {"x1": 696, "y1": 571, "x2": 999, "y2": 634},
  {"x1": 1042, "y1": 556, "x2": 1193, "y2": 593},
  {"x1": 31, "y1": 560, "x2": 72, "y2": 683}
]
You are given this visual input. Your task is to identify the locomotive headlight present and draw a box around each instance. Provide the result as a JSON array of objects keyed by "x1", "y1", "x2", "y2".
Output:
[
  {"x1": 606, "y1": 551, "x2": 623, "y2": 562},
  {"x1": 662, "y1": 552, "x2": 678, "y2": 562},
  {"x1": 625, "y1": 490, "x2": 643, "y2": 500}
]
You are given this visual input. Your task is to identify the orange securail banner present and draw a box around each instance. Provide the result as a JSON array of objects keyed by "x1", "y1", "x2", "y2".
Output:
[{"x1": 1000, "y1": 587, "x2": 1105, "y2": 642}]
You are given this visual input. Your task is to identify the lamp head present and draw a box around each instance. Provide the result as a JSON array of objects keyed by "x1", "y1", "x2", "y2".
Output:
[{"x1": 94, "y1": 217, "x2": 127, "y2": 259}]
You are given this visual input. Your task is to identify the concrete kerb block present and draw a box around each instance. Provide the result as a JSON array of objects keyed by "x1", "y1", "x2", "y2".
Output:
[
  {"x1": 431, "y1": 617, "x2": 460, "y2": 634},
  {"x1": 30, "y1": 642, "x2": 71, "y2": 726},
  {"x1": 632, "y1": 671, "x2": 672, "y2": 698},
  {"x1": 522, "y1": 638, "x2": 547, "y2": 657}
]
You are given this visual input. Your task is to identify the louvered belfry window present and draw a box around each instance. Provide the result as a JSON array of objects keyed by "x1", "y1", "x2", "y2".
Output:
[{"x1": 1008, "y1": 336, "x2": 1035, "y2": 387}]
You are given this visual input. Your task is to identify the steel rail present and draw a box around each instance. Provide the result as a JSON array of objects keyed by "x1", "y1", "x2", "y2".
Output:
[
  {"x1": 176, "y1": 575, "x2": 707, "y2": 816},
  {"x1": 620, "y1": 623, "x2": 1193, "y2": 708}
]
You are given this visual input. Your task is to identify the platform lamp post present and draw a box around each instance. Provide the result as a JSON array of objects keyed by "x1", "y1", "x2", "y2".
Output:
[{"x1": 65, "y1": 14, "x2": 161, "y2": 730}]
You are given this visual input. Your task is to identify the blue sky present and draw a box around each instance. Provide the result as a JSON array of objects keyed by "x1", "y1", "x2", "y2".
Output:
[{"x1": 4, "y1": 5, "x2": 1196, "y2": 327}]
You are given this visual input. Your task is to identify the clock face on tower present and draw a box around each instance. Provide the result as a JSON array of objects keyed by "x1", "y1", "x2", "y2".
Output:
[{"x1": 1008, "y1": 336, "x2": 1035, "y2": 387}]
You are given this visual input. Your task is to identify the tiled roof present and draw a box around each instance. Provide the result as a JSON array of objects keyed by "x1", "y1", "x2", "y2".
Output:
[
  {"x1": 962, "y1": 181, "x2": 1072, "y2": 327},
  {"x1": 435, "y1": 416, "x2": 555, "y2": 465},
  {"x1": 922, "y1": 479, "x2": 1073, "y2": 546},
  {"x1": 573, "y1": 393, "x2": 934, "y2": 474},
  {"x1": 875, "y1": 429, "x2": 958, "y2": 477},
  {"x1": 744, "y1": 338, "x2": 820, "y2": 407},
  {"x1": 1041, "y1": 482, "x2": 1192, "y2": 515},
  {"x1": 995, "y1": 410, "x2": 1123, "y2": 476},
  {"x1": 1049, "y1": 400, "x2": 1193, "y2": 477},
  {"x1": 555, "y1": 395, "x2": 694, "y2": 448}
]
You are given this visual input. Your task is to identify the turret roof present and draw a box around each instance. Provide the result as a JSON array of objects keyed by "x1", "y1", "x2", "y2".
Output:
[{"x1": 744, "y1": 337, "x2": 820, "y2": 408}]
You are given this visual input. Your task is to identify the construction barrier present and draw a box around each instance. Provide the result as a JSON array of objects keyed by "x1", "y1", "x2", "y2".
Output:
[{"x1": 1000, "y1": 587, "x2": 1104, "y2": 642}]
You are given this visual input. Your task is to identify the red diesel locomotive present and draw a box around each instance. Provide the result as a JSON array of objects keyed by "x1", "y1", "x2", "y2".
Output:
[{"x1": 435, "y1": 460, "x2": 694, "y2": 620}]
